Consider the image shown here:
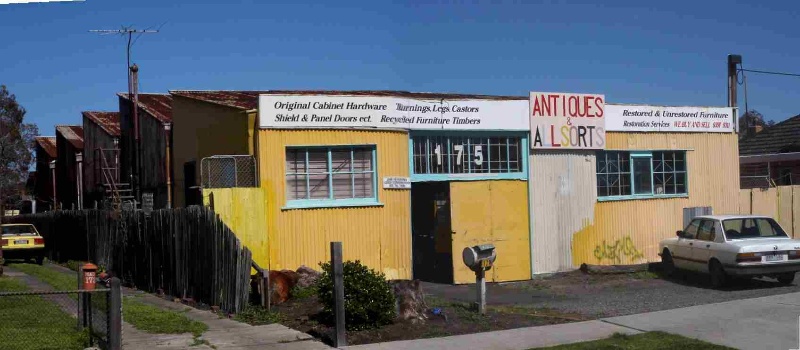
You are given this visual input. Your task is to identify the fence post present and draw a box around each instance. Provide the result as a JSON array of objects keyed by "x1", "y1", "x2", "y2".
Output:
[
  {"x1": 260, "y1": 269, "x2": 270, "y2": 311},
  {"x1": 77, "y1": 264, "x2": 85, "y2": 329},
  {"x1": 331, "y1": 242, "x2": 346, "y2": 347},
  {"x1": 108, "y1": 277, "x2": 122, "y2": 350}
]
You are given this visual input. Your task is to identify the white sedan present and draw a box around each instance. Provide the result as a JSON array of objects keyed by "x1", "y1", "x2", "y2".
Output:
[{"x1": 659, "y1": 215, "x2": 800, "y2": 287}]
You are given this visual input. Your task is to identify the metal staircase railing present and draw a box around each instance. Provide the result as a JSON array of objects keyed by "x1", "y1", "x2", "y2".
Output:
[{"x1": 96, "y1": 148, "x2": 133, "y2": 210}]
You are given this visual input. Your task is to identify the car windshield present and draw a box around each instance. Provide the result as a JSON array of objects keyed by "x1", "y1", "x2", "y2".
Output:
[
  {"x1": 722, "y1": 218, "x2": 788, "y2": 240},
  {"x1": 1, "y1": 225, "x2": 37, "y2": 237}
]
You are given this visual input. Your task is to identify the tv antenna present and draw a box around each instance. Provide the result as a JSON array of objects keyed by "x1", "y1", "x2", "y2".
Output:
[{"x1": 89, "y1": 26, "x2": 159, "y2": 73}]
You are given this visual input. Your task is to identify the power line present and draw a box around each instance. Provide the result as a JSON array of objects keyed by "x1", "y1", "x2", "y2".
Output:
[{"x1": 739, "y1": 68, "x2": 800, "y2": 78}]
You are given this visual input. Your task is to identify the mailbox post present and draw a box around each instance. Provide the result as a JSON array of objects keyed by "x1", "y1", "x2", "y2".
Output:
[{"x1": 462, "y1": 244, "x2": 496, "y2": 314}]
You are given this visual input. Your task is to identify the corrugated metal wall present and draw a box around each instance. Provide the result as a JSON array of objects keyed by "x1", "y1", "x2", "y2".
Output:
[
  {"x1": 258, "y1": 129, "x2": 412, "y2": 280},
  {"x1": 530, "y1": 132, "x2": 740, "y2": 274},
  {"x1": 529, "y1": 151, "x2": 597, "y2": 274},
  {"x1": 203, "y1": 188, "x2": 269, "y2": 269},
  {"x1": 570, "y1": 132, "x2": 740, "y2": 269},
  {"x1": 450, "y1": 180, "x2": 531, "y2": 283}
]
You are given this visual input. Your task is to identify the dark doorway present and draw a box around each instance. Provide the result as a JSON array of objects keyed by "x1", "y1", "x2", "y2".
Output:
[
  {"x1": 184, "y1": 161, "x2": 201, "y2": 206},
  {"x1": 411, "y1": 182, "x2": 453, "y2": 284}
]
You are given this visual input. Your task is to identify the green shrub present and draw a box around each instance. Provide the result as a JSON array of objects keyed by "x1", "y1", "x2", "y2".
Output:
[
  {"x1": 234, "y1": 304, "x2": 281, "y2": 325},
  {"x1": 317, "y1": 260, "x2": 396, "y2": 331}
]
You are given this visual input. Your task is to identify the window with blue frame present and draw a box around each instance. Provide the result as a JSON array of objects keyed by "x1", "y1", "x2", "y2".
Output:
[
  {"x1": 285, "y1": 146, "x2": 377, "y2": 205},
  {"x1": 596, "y1": 150, "x2": 687, "y2": 199}
]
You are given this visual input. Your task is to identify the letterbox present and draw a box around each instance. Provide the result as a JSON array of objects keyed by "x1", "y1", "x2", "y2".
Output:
[
  {"x1": 462, "y1": 244, "x2": 497, "y2": 271},
  {"x1": 82, "y1": 263, "x2": 97, "y2": 290}
]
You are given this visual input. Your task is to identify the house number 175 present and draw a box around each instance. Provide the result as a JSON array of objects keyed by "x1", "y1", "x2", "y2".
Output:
[{"x1": 433, "y1": 144, "x2": 483, "y2": 166}]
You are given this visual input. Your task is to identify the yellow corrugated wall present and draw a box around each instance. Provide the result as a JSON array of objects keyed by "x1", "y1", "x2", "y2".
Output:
[
  {"x1": 739, "y1": 186, "x2": 800, "y2": 238},
  {"x1": 450, "y1": 180, "x2": 531, "y2": 283},
  {"x1": 571, "y1": 132, "x2": 740, "y2": 266},
  {"x1": 202, "y1": 188, "x2": 269, "y2": 269},
  {"x1": 258, "y1": 129, "x2": 412, "y2": 280}
]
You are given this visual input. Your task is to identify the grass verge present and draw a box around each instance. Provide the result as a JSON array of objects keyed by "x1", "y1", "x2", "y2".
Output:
[
  {"x1": 12, "y1": 263, "x2": 77, "y2": 291},
  {"x1": 11, "y1": 263, "x2": 208, "y2": 337},
  {"x1": 532, "y1": 331, "x2": 735, "y2": 350},
  {"x1": 123, "y1": 297, "x2": 208, "y2": 336},
  {"x1": 0, "y1": 276, "x2": 90, "y2": 349}
]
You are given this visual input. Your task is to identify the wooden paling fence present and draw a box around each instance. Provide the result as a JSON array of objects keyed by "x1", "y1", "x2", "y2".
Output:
[{"x1": 8, "y1": 206, "x2": 252, "y2": 313}]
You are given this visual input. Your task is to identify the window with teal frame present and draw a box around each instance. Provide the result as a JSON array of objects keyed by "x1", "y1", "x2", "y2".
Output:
[
  {"x1": 596, "y1": 150, "x2": 687, "y2": 200},
  {"x1": 285, "y1": 146, "x2": 378, "y2": 208},
  {"x1": 409, "y1": 132, "x2": 527, "y2": 181}
]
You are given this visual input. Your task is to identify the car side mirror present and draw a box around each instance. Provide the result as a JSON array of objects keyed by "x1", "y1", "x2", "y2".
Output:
[{"x1": 676, "y1": 230, "x2": 683, "y2": 238}]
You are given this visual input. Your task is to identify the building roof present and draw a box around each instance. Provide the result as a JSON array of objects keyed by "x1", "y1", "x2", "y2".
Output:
[
  {"x1": 82, "y1": 111, "x2": 120, "y2": 137},
  {"x1": 739, "y1": 115, "x2": 800, "y2": 155},
  {"x1": 55, "y1": 125, "x2": 84, "y2": 150},
  {"x1": 169, "y1": 90, "x2": 527, "y2": 110},
  {"x1": 34, "y1": 137, "x2": 57, "y2": 158},
  {"x1": 118, "y1": 93, "x2": 173, "y2": 123}
]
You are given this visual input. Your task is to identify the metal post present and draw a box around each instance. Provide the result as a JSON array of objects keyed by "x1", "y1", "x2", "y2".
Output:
[
  {"x1": 77, "y1": 264, "x2": 84, "y2": 329},
  {"x1": 50, "y1": 161, "x2": 57, "y2": 210},
  {"x1": 108, "y1": 277, "x2": 122, "y2": 350},
  {"x1": 76, "y1": 152, "x2": 83, "y2": 209},
  {"x1": 164, "y1": 123, "x2": 172, "y2": 209},
  {"x1": 131, "y1": 65, "x2": 141, "y2": 205},
  {"x1": 259, "y1": 268, "x2": 270, "y2": 311},
  {"x1": 476, "y1": 268, "x2": 486, "y2": 314},
  {"x1": 331, "y1": 242, "x2": 346, "y2": 347}
]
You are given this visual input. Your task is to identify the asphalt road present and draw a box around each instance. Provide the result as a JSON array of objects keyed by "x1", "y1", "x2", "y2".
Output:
[{"x1": 423, "y1": 269, "x2": 800, "y2": 318}]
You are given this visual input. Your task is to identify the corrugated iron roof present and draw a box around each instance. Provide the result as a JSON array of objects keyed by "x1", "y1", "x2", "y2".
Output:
[
  {"x1": 55, "y1": 125, "x2": 84, "y2": 150},
  {"x1": 35, "y1": 136, "x2": 57, "y2": 158},
  {"x1": 118, "y1": 93, "x2": 173, "y2": 123},
  {"x1": 82, "y1": 111, "x2": 120, "y2": 137},
  {"x1": 169, "y1": 90, "x2": 527, "y2": 110}
]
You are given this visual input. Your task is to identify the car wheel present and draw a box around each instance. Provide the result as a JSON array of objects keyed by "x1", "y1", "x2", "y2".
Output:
[
  {"x1": 710, "y1": 260, "x2": 727, "y2": 288},
  {"x1": 777, "y1": 273, "x2": 795, "y2": 285},
  {"x1": 661, "y1": 250, "x2": 676, "y2": 276}
]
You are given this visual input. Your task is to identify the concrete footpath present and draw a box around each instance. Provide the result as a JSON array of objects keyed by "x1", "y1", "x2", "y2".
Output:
[
  {"x1": 344, "y1": 320, "x2": 640, "y2": 350},
  {"x1": 604, "y1": 291, "x2": 800, "y2": 350},
  {"x1": 347, "y1": 292, "x2": 800, "y2": 350}
]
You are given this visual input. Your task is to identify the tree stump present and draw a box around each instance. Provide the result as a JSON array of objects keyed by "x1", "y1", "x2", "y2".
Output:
[{"x1": 389, "y1": 279, "x2": 427, "y2": 323}]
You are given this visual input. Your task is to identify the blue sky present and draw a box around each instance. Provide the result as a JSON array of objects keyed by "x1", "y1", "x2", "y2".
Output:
[{"x1": 1, "y1": 0, "x2": 798, "y2": 135}]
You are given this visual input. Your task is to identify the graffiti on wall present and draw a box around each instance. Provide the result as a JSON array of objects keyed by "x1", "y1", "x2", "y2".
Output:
[{"x1": 593, "y1": 236, "x2": 644, "y2": 264}]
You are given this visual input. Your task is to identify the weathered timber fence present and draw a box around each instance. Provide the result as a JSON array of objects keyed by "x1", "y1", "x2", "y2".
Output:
[{"x1": 8, "y1": 206, "x2": 252, "y2": 313}]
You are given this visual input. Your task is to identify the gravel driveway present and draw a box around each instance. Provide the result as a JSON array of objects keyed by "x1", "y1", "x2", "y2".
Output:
[{"x1": 422, "y1": 268, "x2": 800, "y2": 318}]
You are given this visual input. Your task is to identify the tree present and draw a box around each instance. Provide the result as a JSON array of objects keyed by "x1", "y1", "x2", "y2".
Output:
[
  {"x1": 738, "y1": 110, "x2": 770, "y2": 139},
  {"x1": 0, "y1": 85, "x2": 38, "y2": 221}
]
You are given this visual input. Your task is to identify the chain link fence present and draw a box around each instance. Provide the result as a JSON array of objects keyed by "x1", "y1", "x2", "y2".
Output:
[
  {"x1": 0, "y1": 278, "x2": 121, "y2": 350},
  {"x1": 200, "y1": 155, "x2": 257, "y2": 188},
  {"x1": 740, "y1": 175, "x2": 774, "y2": 189}
]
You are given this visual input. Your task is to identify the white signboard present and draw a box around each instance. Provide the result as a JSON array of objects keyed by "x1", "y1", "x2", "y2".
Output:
[
  {"x1": 259, "y1": 95, "x2": 529, "y2": 131},
  {"x1": 382, "y1": 177, "x2": 411, "y2": 189},
  {"x1": 530, "y1": 92, "x2": 605, "y2": 149},
  {"x1": 605, "y1": 104, "x2": 734, "y2": 133}
]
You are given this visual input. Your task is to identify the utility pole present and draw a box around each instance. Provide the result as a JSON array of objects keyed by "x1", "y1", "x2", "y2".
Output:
[
  {"x1": 727, "y1": 54, "x2": 742, "y2": 128},
  {"x1": 90, "y1": 27, "x2": 158, "y2": 206}
]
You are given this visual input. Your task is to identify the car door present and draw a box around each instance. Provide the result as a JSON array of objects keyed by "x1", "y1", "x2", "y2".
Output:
[
  {"x1": 674, "y1": 219, "x2": 700, "y2": 269},
  {"x1": 691, "y1": 219, "x2": 720, "y2": 269}
]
